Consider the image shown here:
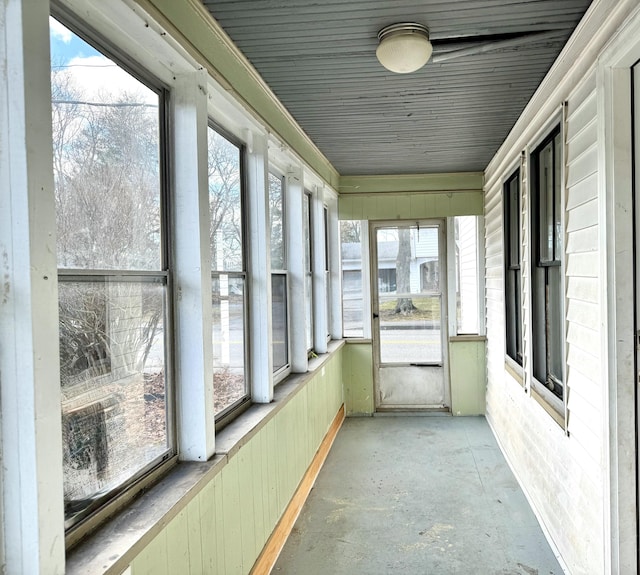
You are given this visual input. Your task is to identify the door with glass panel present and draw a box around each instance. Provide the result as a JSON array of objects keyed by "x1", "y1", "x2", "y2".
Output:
[{"x1": 371, "y1": 221, "x2": 449, "y2": 410}]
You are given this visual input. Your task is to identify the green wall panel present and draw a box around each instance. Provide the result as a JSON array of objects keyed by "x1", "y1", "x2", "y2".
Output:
[
  {"x1": 130, "y1": 348, "x2": 344, "y2": 575},
  {"x1": 339, "y1": 190, "x2": 484, "y2": 221},
  {"x1": 449, "y1": 340, "x2": 487, "y2": 416},
  {"x1": 342, "y1": 342, "x2": 374, "y2": 416},
  {"x1": 339, "y1": 173, "x2": 483, "y2": 194}
]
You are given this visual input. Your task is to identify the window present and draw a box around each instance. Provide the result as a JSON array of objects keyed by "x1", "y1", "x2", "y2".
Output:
[
  {"x1": 531, "y1": 127, "x2": 564, "y2": 403},
  {"x1": 324, "y1": 205, "x2": 331, "y2": 341},
  {"x1": 304, "y1": 192, "x2": 314, "y2": 351},
  {"x1": 454, "y1": 216, "x2": 481, "y2": 335},
  {"x1": 504, "y1": 170, "x2": 522, "y2": 364},
  {"x1": 340, "y1": 220, "x2": 364, "y2": 337},
  {"x1": 51, "y1": 18, "x2": 173, "y2": 531},
  {"x1": 268, "y1": 172, "x2": 290, "y2": 376},
  {"x1": 208, "y1": 125, "x2": 249, "y2": 419}
]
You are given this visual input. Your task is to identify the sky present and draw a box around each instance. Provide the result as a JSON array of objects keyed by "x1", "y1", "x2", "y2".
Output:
[{"x1": 49, "y1": 17, "x2": 156, "y2": 104}]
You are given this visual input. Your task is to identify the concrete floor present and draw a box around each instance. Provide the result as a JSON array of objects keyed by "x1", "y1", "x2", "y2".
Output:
[{"x1": 273, "y1": 416, "x2": 563, "y2": 575}]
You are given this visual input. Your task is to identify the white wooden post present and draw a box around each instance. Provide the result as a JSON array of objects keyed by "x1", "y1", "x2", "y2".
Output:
[
  {"x1": 312, "y1": 187, "x2": 329, "y2": 353},
  {"x1": 172, "y1": 70, "x2": 216, "y2": 460},
  {"x1": 247, "y1": 133, "x2": 273, "y2": 402},
  {"x1": 326, "y1": 192, "x2": 343, "y2": 340},
  {"x1": 0, "y1": 1, "x2": 66, "y2": 572},
  {"x1": 286, "y1": 163, "x2": 308, "y2": 372}
]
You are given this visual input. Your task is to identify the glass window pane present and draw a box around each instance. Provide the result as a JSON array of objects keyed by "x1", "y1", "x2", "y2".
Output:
[
  {"x1": 212, "y1": 275, "x2": 247, "y2": 414},
  {"x1": 342, "y1": 270, "x2": 363, "y2": 337},
  {"x1": 306, "y1": 274, "x2": 313, "y2": 350},
  {"x1": 455, "y1": 216, "x2": 479, "y2": 335},
  {"x1": 378, "y1": 226, "x2": 442, "y2": 364},
  {"x1": 554, "y1": 132, "x2": 563, "y2": 261},
  {"x1": 514, "y1": 271, "x2": 522, "y2": 363},
  {"x1": 538, "y1": 141, "x2": 554, "y2": 263},
  {"x1": 268, "y1": 173, "x2": 285, "y2": 270},
  {"x1": 324, "y1": 206, "x2": 329, "y2": 272},
  {"x1": 324, "y1": 207, "x2": 331, "y2": 338},
  {"x1": 51, "y1": 20, "x2": 161, "y2": 271},
  {"x1": 303, "y1": 194, "x2": 312, "y2": 272},
  {"x1": 340, "y1": 220, "x2": 364, "y2": 337},
  {"x1": 547, "y1": 266, "x2": 564, "y2": 398},
  {"x1": 304, "y1": 194, "x2": 313, "y2": 350},
  {"x1": 59, "y1": 279, "x2": 168, "y2": 527},
  {"x1": 208, "y1": 128, "x2": 243, "y2": 272},
  {"x1": 508, "y1": 176, "x2": 520, "y2": 268},
  {"x1": 271, "y1": 274, "x2": 289, "y2": 372},
  {"x1": 340, "y1": 221, "x2": 364, "y2": 337}
]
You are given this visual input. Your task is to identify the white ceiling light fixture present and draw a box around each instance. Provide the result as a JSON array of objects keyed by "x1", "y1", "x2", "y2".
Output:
[{"x1": 376, "y1": 22, "x2": 433, "y2": 74}]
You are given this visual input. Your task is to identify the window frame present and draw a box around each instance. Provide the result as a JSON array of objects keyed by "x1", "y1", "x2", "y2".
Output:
[
  {"x1": 50, "y1": 11, "x2": 177, "y2": 542},
  {"x1": 323, "y1": 204, "x2": 332, "y2": 342},
  {"x1": 304, "y1": 190, "x2": 314, "y2": 353},
  {"x1": 450, "y1": 215, "x2": 484, "y2": 337},
  {"x1": 268, "y1": 169, "x2": 292, "y2": 382},
  {"x1": 207, "y1": 121, "x2": 252, "y2": 430},
  {"x1": 503, "y1": 168, "x2": 523, "y2": 368},
  {"x1": 529, "y1": 124, "x2": 566, "y2": 418},
  {"x1": 339, "y1": 219, "x2": 368, "y2": 339}
]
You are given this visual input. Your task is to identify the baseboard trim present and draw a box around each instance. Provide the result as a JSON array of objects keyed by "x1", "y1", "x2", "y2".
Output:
[{"x1": 250, "y1": 403, "x2": 345, "y2": 575}]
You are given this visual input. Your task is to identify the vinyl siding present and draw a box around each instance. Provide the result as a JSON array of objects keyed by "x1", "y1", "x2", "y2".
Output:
[{"x1": 484, "y1": 70, "x2": 604, "y2": 574}]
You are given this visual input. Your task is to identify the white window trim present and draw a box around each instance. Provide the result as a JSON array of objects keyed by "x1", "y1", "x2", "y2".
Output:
[
  {"x1": 175, "y1": 70, "x2": 216, "y2": 459},
  {"x1": 524, "y1": 113, "x2": 568, "y2": 427},
  {"x1": 268, "y1": 167, "x2": 292, "y2": 384},
  {"x1": 501, "y1": 156, "x2": 524, "y2": 371},
  {"x1": 1, "y1": 1, "x2": 66, "y2": 571},
  {"x1": 247, "y1": 132, "x2": 274, "y2": 401},
  {"x1": 325, "y1": 192, "x2": 343, "y2": 340},
  {"x1": 446, "y1": 215, "x2": 486, "y2": 338},
  {"x1": 284, "y1": 163, "x2": 310, "y2": 373},
  {"x1": 312, "y1": 187, "x2": 329, "y2": 354}
]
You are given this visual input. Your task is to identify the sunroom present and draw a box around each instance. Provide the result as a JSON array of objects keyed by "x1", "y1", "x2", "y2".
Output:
[{"x1": 2, "y1": 0, "x2": 640, "y2": 574}]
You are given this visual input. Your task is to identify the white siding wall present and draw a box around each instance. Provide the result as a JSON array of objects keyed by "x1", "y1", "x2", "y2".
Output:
[{"x1": 484, "y1": 70, "x2": 604, "y2": 574}]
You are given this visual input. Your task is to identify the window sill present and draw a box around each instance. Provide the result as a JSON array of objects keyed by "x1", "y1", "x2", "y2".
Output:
[
  {"x1": 531, "y1": 383, "x2": 566, "y2": 432},
  {"x1": 449, "y1": 335, "x2": 487, "y2": 342},
  {"x1": 66, "y1": 339, "x2": 345, "y2": 575},
  {"x1": 504, "y1": 356, "x2": 524, "y2": 387}
]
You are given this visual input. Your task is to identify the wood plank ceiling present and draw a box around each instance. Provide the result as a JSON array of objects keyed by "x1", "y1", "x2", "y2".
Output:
[{"x1": 202, "y1": 0, "x2": 593, "y2": 175}]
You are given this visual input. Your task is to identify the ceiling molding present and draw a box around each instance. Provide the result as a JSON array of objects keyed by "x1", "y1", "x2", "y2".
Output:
[{"x1": 339, "y1": 172, "x2": 483, "y2": 195}]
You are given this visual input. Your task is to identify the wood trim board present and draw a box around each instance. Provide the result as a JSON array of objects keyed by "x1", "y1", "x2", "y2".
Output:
[{"x1": 250, "y1": 404, "x2": 346, "y2": 575}]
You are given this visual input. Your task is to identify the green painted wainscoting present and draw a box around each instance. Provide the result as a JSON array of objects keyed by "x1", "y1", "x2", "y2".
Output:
[
  {"x1": 342, "y1": 340, "x2": 375, "y2": 416},
  {"x1": 129, "y1": 348, "x2": 344, "y2": 575},
  {"x1": 341, "y1": 339, "x2": 486, "y2": 416},
  {"x1": 449, "y1": 338, "x2": 487, "y2": 416}
]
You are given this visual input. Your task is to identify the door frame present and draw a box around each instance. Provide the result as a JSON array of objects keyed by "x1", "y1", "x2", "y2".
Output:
[
  {"x1": 369, "y1": 219, "x2": 450, "y2": 411},
  {"x1": 597, "y1": 6, "x2": 640, "y2": 572}
]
